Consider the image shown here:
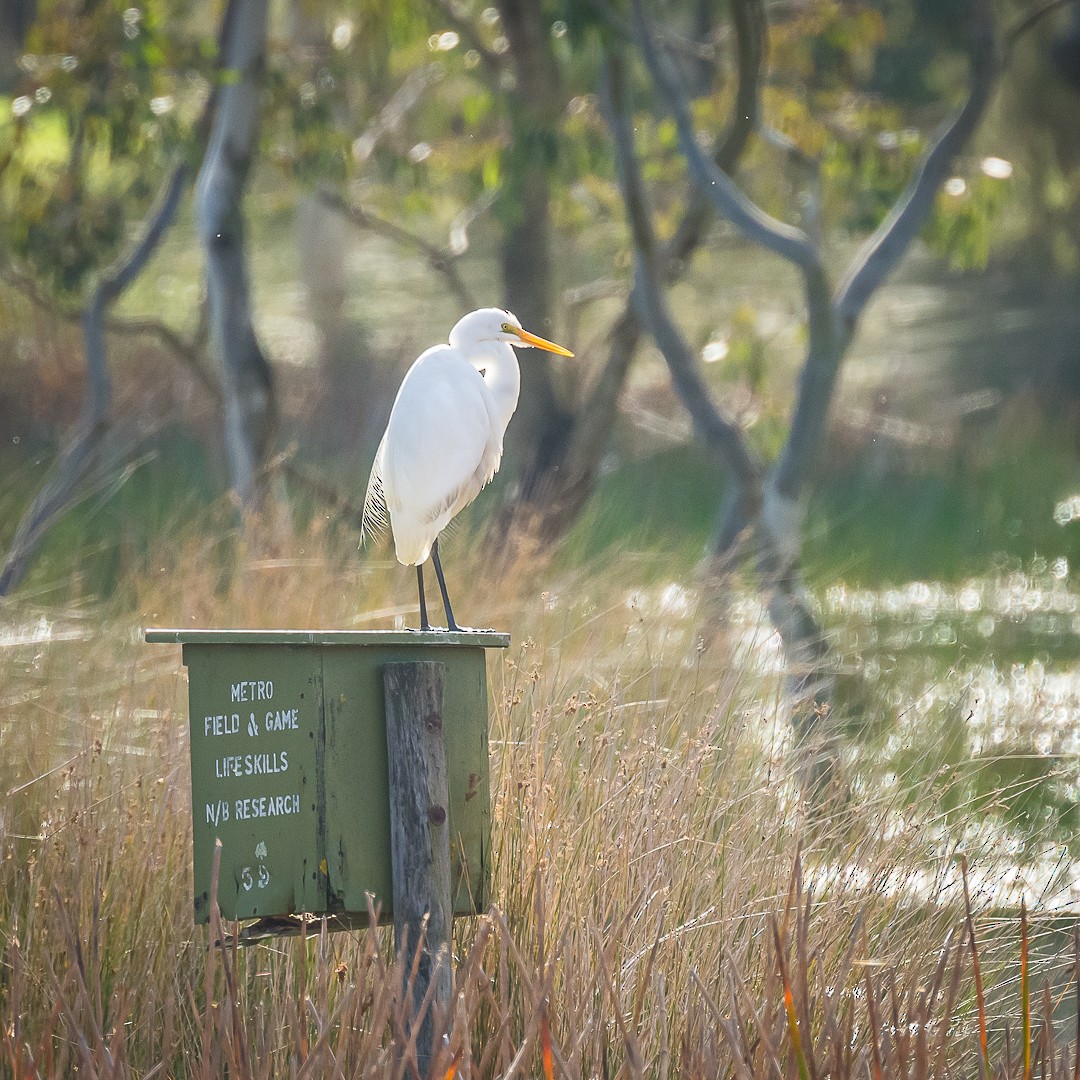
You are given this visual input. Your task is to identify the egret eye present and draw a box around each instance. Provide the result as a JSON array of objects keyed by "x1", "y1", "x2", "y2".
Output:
[{"x1": 501, "y1": 323, "x2": 512, "y2": 333}]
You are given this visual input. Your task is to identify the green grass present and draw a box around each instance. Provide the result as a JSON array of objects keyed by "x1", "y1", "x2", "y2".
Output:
[{"x1": 12, "y1": 398, "x2": 1079, "y2": 601}]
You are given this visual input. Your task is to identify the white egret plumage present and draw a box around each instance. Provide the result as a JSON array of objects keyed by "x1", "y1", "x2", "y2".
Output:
[{"x1": 363, "y1": 307, "x2": 573, "y2": 630}]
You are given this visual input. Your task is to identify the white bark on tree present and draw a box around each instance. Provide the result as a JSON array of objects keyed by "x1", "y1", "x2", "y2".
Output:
[
  {"x1": 194, "y1": 0, "x2": 276, "y2": 509},
  {"x1": 632, "y1": 0, "x2": 998, "y2": 567},
  {"x1": 602, "y1": 56, "x2": 762, "y2": 498},
  {"x1": 620, "y1": 0, "x2": 999, "y2": 764}
]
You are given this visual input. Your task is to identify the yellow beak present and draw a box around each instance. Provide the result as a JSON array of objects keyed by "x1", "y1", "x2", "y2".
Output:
[{"x1": 512, "y1": 327, "x2": 574, "y2": 357}]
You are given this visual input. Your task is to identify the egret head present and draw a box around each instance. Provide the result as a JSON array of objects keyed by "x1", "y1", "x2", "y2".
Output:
[{"x1": 450, "y1": 308, "x2": 574, "y2": 356}]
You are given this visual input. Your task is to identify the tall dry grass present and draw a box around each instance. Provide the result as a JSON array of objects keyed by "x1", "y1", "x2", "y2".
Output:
[{"x1": 1, "y1": 516, "x2": 1076, "y2": 1077}]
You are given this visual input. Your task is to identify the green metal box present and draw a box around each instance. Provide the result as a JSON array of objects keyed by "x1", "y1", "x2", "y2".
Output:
[{"x1": 145, "y1": 629, "x2": 508, "y2": 926}]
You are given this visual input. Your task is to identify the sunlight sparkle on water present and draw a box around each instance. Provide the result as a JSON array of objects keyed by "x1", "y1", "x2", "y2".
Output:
[
  {"x1": 816, "y1": 565, "x2": 1080, "y2": 864},
  {"x1": 332, "y1": 20, "x2": 354, "y2": 50},
  {"x1": 1, "y1": 617, "x2": 88, "y2": 648},
  {"x1": 980, "y1": 156, "x2": 1014, "y2": 180},
  {"x1": 826, "y1": 573, "x2": 1079, "y2": 624},
  {"x1": 1054, "y1": 495, "x2": 1080, "y2": 524},
  {"x1": 621, "y1": 583, "x2": 693, "y2": 620},
  {"x1": 702, "y1": 339, "x2": 730, "y2": 364},
  {"x1": 428, "y1": 31, "x2": 460, "y2": 51},
  {"x1": 659, "y1": 583, "x2": 691, "y2": 616}
]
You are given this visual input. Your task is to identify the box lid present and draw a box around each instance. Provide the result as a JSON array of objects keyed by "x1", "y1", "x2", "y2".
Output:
[{"x1": 145, "y1": 628, "x2": 510, "y2": 648}]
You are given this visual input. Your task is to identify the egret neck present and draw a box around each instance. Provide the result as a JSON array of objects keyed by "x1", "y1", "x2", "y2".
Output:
[{"x1": 453, "y1": 332, "x2": 521, "y2": 436}]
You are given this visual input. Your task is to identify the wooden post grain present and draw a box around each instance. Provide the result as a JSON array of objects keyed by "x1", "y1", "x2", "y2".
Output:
[{"x1": 383, "y1": 661, "x2": 452, "y2": 1072}]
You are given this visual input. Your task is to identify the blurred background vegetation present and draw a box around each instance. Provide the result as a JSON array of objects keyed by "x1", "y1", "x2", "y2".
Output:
[
  {"x1": 1, "y1": 0, "x2": 1079, "y2": 584},
  {"x1": 4, "y1": 2, "x2": 1080, "y2": 1071},
  {"x1": 3, "y1": 0, "x2": 1080, "y2": 844}
]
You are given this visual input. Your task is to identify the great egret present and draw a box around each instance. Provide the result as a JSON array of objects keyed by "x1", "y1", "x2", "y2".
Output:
[{"x1": 363, "y1": 308, "x2": 573, "y2": 631}]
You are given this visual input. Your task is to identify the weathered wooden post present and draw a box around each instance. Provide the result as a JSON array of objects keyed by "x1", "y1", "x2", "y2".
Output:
[{"x1": 384, "y1": 661, "x2": 452, "y2": 1072}]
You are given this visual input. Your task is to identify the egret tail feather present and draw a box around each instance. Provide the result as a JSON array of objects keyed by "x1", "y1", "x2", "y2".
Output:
[{"x1": 360, "y1": 437, "x2": 390, "y2": 548}]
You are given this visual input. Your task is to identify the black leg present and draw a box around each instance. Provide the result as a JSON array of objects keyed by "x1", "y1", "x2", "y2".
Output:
[
  {"x1": 430, "y1": 538, "x2": 460, "y2": 631},
  {"x1": 416, "y1": 563, "x2": 431, "y2": 631}
]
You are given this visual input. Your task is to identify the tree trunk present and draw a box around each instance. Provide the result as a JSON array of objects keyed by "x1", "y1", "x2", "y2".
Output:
[
  {"x1": 519, "y1": 305, "x2": 644, "y2": 542},
  {"x1": 494, "y1": 0, "x2": 570, "y2": 480},
  {"x1": 1051, "y1": 0, "x2": 1080, "y2": 88},
  {"x1": 499, "y1": 156, "x2": 571, "y2": 482},
  {"x1": 194, "y1": 0, "x2": 276, "y2": 510},
  {"x1": 289, "y1": 0, "x2": 350, "y2": 370},
  {"x1": 626, "y1": 0, "x2": 997, "y2": 776}
]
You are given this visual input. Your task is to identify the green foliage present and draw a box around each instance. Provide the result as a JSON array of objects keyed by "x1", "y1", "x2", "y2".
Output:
[
  {"x1": 0, "y1": 0, "x2": 210, "y2": 298},
  {"x1": 1, "y1": 0, "x2": 1016, "y2": 326},
  {"x1": 924, "y1": 170, "x2": 1011, "y2": 271},
  {"x1": 994, "y1": 1, "x2": 1080, "y2": 273},
  {"x1": 770, "y1": 0, "x2": 887, "y2": 89},
  {"x1": 862, "y1": 0, "x2": 972, "y2": 102},
  {"x1": 816, "y1": 103, "x2": 923, "y2": 230},
  {"x1": 720, "y1": 303, "x2": 768, "y2": 394},
  {"x1": 243, "y1": 0, "x2": 621, "y2": 268}
]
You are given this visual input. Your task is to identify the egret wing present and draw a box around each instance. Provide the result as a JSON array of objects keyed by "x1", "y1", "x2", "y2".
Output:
[{"x1": 381, "y1": 348, "x2": 500, "y2": 563}]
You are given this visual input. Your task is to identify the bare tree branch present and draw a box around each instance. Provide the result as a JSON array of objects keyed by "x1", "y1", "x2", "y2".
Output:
[
  {"x1": 625, "y1": 0, "x2": 1001, "y2": 748},
  {"x1": 584, "y1": 0, "x2": 725, "y2": 67},
  {"x1": 279, "y1": 458, "x2": 365, "y2": 530},
  {"x1": 777, "y1": 0, "x2": 998, "y2": 502},
  {"x1": 104, "y1": 316, "x2": 217, "y2": 400},
  {"x1": 350, "y1": 63, "x2": 444, "y2": 163},
  {"x1": 2, "y1": 266, "x2": 216, "y2": 399},
  {"x1": 317, "y1": 189, "x2": 477, "y2": 311},
  {"x1": 0, "y1": 162, "x2": 188, "y2": 594},
  {"x1": 449, "y1": 189, "x2": 496, "y2": 256},
  {"x1": 601, "y1": 53, "x2": 761, "y2": 492},
  {"x1": 562, "y1": 0, "x2": 764, "y2": 471},
  {"x1": 834, "y1": 0, "x2": 998, "y2": 324},
  {"x1": 631, "y1": 0, "x2": 820, "y2": 275},
  {"x1": 663, "y1": 0, "x2": 766, "y2": 266},
  {"x1": 499, "y1": 0, "x2": 765, "y2": 547},
  {"x1": 759, "y1": 123, "x2": 822, "y2": 242},
  {"x1": 634, "y1": 0, "x2": 997, "y2": 512},
  {"x1": 631, "y1": 0, "x2": 834, "y2": 516},
  {"x1": 493, "y1": 0, "x2": 763, "y2": 546},
  {"x1": 1006, "y1": 0, "x2": 1076, "y2": 60}
]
